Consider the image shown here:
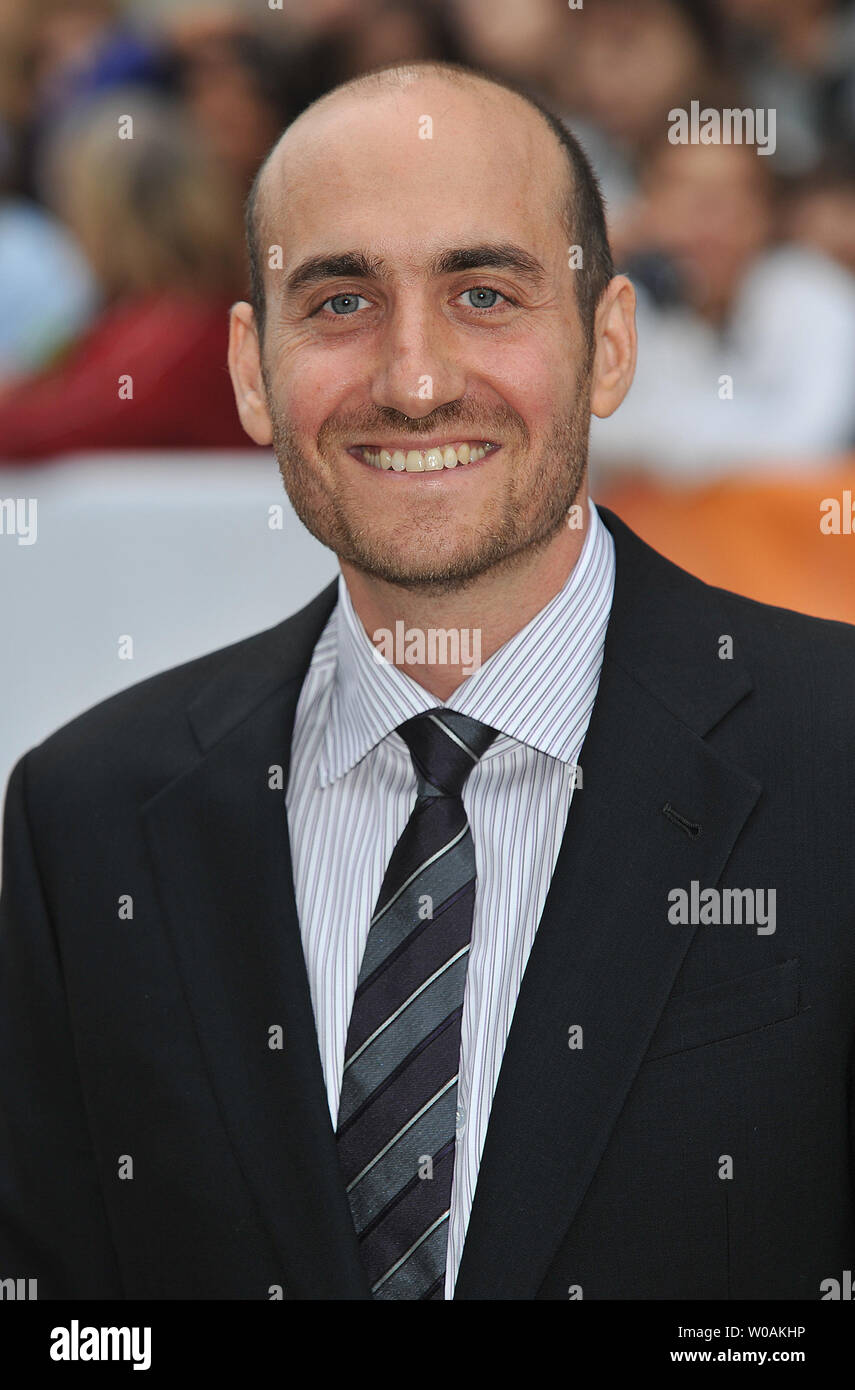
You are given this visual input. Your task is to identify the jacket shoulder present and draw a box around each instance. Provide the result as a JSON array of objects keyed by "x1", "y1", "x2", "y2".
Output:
[{"x1": 711, "y1": 579, "x2": 855, "y2": 668}]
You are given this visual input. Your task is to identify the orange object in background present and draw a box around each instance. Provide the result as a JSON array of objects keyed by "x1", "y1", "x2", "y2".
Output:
[{"x1": 597, "y1": 458, "x2": 855, "y2": 625}]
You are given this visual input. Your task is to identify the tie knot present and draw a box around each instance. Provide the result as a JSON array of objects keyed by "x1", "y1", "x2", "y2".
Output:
[{"x1": 395, "y1": 710, "x2": 499, "y2": 799}]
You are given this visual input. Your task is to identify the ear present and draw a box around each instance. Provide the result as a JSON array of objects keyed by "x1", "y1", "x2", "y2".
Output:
[
  {"x1": 227, "y1": 302, "x2": 273, "y2": 445},
  {"x1": 589, "y1": 275, "x2": 637, "y2": 419}
]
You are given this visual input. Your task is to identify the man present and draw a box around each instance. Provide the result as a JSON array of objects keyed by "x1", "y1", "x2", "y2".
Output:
[{"x1": 1, "y1": 61, "x2": 853, "y2": 1301}]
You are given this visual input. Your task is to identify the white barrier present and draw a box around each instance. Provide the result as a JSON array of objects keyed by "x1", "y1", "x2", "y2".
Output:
[{"x1": 0, "y1": 452, "x2": 338, "y2": 831}]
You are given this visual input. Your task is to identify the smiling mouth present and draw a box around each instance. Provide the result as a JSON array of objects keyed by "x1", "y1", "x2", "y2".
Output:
[{"x1": 351, "y1": 440, "x2": 499, "y2": 472}]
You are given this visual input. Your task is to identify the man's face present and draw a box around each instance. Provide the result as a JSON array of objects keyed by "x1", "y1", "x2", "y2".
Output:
[{"x1": 251, "y1": 78, "x2": 594, "y2": 591}]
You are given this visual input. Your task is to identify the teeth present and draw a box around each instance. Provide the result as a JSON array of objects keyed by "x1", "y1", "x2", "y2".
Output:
[{"x1": 359, "y1": 442, "x2": 494, "y2": 470}]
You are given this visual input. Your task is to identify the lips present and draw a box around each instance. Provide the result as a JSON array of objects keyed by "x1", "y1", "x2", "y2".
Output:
[{"x1": 354, "y1": 441, "x2": 498, "y2": 471}]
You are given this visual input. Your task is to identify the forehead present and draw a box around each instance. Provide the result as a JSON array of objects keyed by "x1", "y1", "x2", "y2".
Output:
[{"x1": 262, "y1": 79, "x2": 568, "y2": 274}]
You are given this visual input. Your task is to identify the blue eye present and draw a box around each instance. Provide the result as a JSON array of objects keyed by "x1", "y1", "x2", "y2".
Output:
[
  {"x1": 462, "y1": 287, "x2": 504, "y2": 309},
  {"x1": 324, "y1": 293, "x2": 368, "y2": 315}
]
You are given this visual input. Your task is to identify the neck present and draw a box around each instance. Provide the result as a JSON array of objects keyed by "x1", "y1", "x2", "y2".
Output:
[{"x1": 340, "y1": 485, "x2": 591, "y2": 701}]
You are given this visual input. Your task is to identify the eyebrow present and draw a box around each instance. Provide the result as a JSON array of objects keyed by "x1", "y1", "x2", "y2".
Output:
[
  {"x1": 285, "y1": 251, "x2": 384, "y2": 295},
  {"x1": 283, "y1": 242, "x2": 547, "y2": 296},
  {"x1": 429, "y1": 244, "x2": 546, "y2": 285}
]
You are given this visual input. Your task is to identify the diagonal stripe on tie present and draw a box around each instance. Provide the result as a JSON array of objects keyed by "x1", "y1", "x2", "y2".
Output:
[
  {"x1": 361, "y1": 829, "x2": 472, "y2": 967},
  {"x1": 335, "y1": 709, "x2": 499, "y2": 1299},
  {"x1": 343, "y1": 882, "x2": 476, "y2": 1057},
  {"x1": 372, "y1": 815, "x2": 468, "y2": 921},
  {"x1": 355, "y1": 878, "x2": 474, "y2": 1001},
  {"x1": 339, "y1": 951, "x2": 470, "y2": 1133},
  {"x1": 372, "y1": 1210, "x2": 451, "y2": 1298},
  {"x1": 347, "y1": 1078, "x2": 457, "y2": 1200}
]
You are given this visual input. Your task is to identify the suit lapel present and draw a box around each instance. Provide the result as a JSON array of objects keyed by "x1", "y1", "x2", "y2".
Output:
[
  {"x1": 453, "y1": 508, "x2": 762, "y2": 1299},
  {"x1": 141, "y1": 581, "x2": 372, "y2": 1299}
]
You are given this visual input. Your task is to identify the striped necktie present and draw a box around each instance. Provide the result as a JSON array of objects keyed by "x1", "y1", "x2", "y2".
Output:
[{"x1": 335, "y1": 708, "x2": 499, "y2": 1300}]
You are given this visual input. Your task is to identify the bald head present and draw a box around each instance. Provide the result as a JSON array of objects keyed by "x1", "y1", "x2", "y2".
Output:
[{"x1": 244, "y1": 60, "x2": 613, "y2": 347}]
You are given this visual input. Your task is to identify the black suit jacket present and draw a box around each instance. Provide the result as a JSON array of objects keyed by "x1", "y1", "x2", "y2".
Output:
[{"x1": 1, "y1": 506, "x2": 854, "y2": 1300}]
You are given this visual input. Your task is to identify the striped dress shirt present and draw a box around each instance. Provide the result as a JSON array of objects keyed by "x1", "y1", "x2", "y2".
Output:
[{"x1": 285, "y1": 497, "x2": 616, "y2": 1297}]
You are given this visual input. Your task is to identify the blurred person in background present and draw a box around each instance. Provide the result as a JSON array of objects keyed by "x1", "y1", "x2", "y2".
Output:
[
  {"x1": 165, "y1": 0, "x2": 465, "y2": 197},
  {"x1": 785, "y1": 162, "x2": 855, "y2": 279},
  {"x1": 267, "y1": 0, "x2": 467, "y2": 119},
  {"x1": 545, "y1": 0, "x2": 728, "y2": 221},
  {"x1": 0, "y1": 127, "x2": 99, "y2": 379},
  {"x1": 716, "y1": 0, "x2": 855, "y2": 174},
  {"x1": 0, "y1": 0, "x2": 117, "y2": 377},
  {"x1": 167, "y1": 18, "x2": 298, "y2": 197},
  {"x1": 276, "y1": 0, "x2": 377, "y2": 41},
  {"x1": 328, "y1": 0, "x2": 466, "y2": 78},
  {"x1": 589, "y1": 137, "x2": 855, "y2": 478},
  {"x1": 14, "y1": 0, "x2": 174, "y2": 201},
  {"x1": 0, "y1": 90, "x2": 250, "y2": 462},
  {"x1": 452, "y1": 0, "x2": 567, "y2": 93}
]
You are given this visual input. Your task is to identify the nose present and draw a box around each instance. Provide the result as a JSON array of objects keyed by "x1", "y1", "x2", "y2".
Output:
[{"x1": 369, "y1": 292, "x2": 467, "y2": 419}]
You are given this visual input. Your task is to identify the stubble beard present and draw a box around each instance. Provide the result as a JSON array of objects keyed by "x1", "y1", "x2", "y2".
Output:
[{"x1": 263, "y1": 361, "x2": 592, "y2": 595}]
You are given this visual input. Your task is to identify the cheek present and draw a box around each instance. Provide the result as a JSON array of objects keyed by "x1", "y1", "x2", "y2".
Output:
[
  {"x1": 269, "y1": 339, "x2": 365, "y2": 437},
  {"x1": 482, "y1": 338, "x2": 572, "y2": 437}
]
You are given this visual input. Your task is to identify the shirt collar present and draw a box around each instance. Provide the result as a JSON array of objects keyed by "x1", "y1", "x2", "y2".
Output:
[{"x1": 318, "y1": 498, "x2": 615, "y2": 787}]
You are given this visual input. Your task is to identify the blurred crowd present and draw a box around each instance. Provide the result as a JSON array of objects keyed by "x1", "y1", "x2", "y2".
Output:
[{"x1": 0, "y1": 0, "x2": 854, "y2": 474}]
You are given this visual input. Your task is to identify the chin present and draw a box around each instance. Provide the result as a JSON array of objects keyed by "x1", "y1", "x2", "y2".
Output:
[{"x1": 362, "y1": 551, "x2": 505, "y2": 592}]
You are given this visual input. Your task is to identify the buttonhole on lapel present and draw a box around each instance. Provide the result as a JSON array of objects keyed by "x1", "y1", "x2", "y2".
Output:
[{"x1": 662, "y1": 802, "x2": 702, "y2": 839}]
